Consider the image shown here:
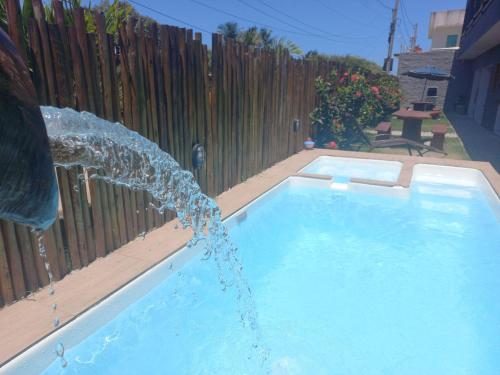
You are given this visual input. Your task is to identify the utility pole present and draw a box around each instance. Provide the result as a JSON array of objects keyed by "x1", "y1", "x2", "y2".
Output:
[
  {"x1": 383, "y1": 0, "x2": 400, "y2": 72},
  {"x1": 410, "y1": 23, "x2": 418, "y2": 52}
]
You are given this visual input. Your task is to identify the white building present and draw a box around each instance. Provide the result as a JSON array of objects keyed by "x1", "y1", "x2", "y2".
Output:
[
  {"x1": 396, "y1": 9, "x2": 465, "y2": 108},
  {"x1": 428, "y1": 9, "x2": 466, "y2": 50}
]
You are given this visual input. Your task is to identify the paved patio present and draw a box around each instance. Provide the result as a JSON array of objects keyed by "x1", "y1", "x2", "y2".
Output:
[{"x1": 447, "y1": 112, "x2": 500, "y2": 172}]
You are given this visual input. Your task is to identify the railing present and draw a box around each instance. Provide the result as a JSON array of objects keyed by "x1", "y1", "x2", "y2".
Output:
[{"x1": 461, "y1": 0, "x2": 493, "y2": 39}]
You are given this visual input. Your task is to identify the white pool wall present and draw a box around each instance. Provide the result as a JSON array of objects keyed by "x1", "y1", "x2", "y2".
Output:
[
  {"x1": 412, "y1": 164, "x2": 500, "y2": 219},
  {"x1": 299, "y1": 156, "x2": 403, "y2": 183}
]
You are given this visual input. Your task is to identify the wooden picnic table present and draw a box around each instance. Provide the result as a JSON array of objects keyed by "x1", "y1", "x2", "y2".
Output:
[
  {"x1": 411, "y1": 101, "x2": 435, "y2": 111},
  {"x1": 393, "y1": 109, "x2": 433, "y2": 143}
]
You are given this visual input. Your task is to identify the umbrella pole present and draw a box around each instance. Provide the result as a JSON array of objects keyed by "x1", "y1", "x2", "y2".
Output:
[{"x1": 421, "y1": 78, "x2": 427, "y2": 101}]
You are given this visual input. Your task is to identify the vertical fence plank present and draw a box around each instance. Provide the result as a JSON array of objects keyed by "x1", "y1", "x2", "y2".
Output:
[
  {"x1": 5, "y1": 0, "x2": 27, "y2": 63},
  {"x1": 0, "y1": 226, "x2": 15, "y2": 305},
  {"x1": 1, "y1": 222, "x2": 26, "y2": 299},
  {"x1": 56, "y1": 169, "x2": 81, "y2": 270},
  {"x1": 14, "y1": 224, "x2": 38, "y2": 293}
]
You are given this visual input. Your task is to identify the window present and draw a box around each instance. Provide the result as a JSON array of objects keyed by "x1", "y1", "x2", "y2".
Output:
[
  {"x1": 427, "y1": 87, "x2": 438, "y2": 97},
  {"x1": 446, "y1": 34, "x2": 458, "y2": 47}
]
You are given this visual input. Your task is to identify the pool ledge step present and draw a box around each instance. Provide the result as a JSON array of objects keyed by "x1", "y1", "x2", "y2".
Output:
[
  {"x1": 293, "y1": 173, "x2": 332, "y2": 180},
  {"x1": 349, "y1": 178, "x2": 397, "y2": 187}
]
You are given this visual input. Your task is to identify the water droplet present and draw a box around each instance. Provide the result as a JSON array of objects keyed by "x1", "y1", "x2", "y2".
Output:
[
  {"x1": 52, "y1": 303, "x2": 57, "y2": 311},
  {"x1": 60, "y1": 358, "x2": 68, "y2": 368},
  {"x1": 55, "y1": 342, "x2": 65, "y2": 357}
]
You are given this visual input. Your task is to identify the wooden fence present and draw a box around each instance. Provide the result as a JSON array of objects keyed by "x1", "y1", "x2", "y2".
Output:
[{"x1": 0, "y1": 0, "x2": 338, "y2": 307}]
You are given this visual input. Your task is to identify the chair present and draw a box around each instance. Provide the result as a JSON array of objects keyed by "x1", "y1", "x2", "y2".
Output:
[
  {"x1": 430, "y1": 108, "x2": 442, "y2": 119},
  {"x1": 353, "y1": 123, "x2": 447, "y2": 156},
  {"x1": 430, "y1": 124, "x2": 447, "y2": 151},
  {"x1": 375, "y1": 122, "x2": 392, "y2": 139}
]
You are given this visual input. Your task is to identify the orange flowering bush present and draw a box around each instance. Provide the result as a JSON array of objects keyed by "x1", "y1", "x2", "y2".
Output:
[{"x1": 310, "y1": 69, "x2": 401, "y2": 149}]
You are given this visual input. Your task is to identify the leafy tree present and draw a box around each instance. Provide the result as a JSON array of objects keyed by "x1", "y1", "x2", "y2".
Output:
[
  {"x1": 258, "y1": 27, "x2": 273, "y2": 48},
  {"x1": 217, "y1": 21, "x2": 239, "y2": 40},
  {"x1": 306, "y1": 52, "x2": 385, "y2": 75},
  {"x1": 310, "y1": 69, "x2": 400, "y2": 149},
  {"x1": 17, "y1": 0, "x2": 153, "y2": 38},
  {"x1": 216, "y1": 21, "x2": 303, "y2": 56},
  {"x1": 238, "y1": 26, "x2": 259, "y2": 47},
  {"x1": 0, "y1": 0, "x2": 7, "y2": 31},
  {"x1": 273, "y1": 37, "x2": 303, "y2": 55},
  {"x1": 83, "y1": 0, "x2": 139, "y2": 36},
  {"x1": 304, "y1": 50, "x2": 319, "y2": 59}
]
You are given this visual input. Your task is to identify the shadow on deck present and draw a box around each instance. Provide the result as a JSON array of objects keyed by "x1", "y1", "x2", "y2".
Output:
[{"x1": 446, "y1": 112, "x2": 500, "y2": 172}]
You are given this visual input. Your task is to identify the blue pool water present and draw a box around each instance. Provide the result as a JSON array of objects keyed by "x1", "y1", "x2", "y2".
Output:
[{"x1": 42, "y1": 179, "x2": 500, "y2": 374}]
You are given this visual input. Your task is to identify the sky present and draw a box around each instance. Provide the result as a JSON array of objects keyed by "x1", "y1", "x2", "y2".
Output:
[{"x1": 124, "y1": 0, "x2": 466, "y2": 70}]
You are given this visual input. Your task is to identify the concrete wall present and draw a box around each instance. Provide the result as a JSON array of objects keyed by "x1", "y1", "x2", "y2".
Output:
[
  {"x1": 428, "y1": 10, "x2": 465, "y2": 49},
  {"x1": 444, "y1": 56, "x2": 473, "y2": 112},
  {"x1": 447, "y1": 0, "x2": 500, "y2": 130},
  {"x1": 474, "y1": 45, "x2": 500, "y2": 131},
  {"x1": 430, "y1": 27, "x2": 462, "y2": 49},
  {"x1": 461, "y1": 0, "x2": 500, "y2": 58},
  {"x1": 447, "y1": 46, "x2": 500, "y2": 129},
  {"x1": 397, "y1": 49, "x2": 457, "y2": 109}
]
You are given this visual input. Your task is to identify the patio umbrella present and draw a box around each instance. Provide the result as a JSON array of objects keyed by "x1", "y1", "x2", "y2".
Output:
[{"x1": 402, "y1": 66, "x2": 454, "y2": 101}]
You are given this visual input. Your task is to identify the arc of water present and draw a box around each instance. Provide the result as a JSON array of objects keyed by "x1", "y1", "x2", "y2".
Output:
[{"x1": 42, "y1": 106, "x2": 268, "y2": 366}]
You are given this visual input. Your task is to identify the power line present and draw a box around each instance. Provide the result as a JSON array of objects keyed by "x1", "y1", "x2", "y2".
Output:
[
  {"x1": 189, "y1": 0, "x2": 376, "y2": 44},
  {"x1": 383, "y1": 0, "x2": 399, "y2": 72},
  {"x1": 188, "y1": 0, "x2": 313, "y2": 37},
  {"x1": 374, "y1": 0, "x2": 392, "y2": 10},
  {"x1": 256, "y1": 0, "x2": 332, "y2": 36},
  {"x1": 129, "y1": 0, "x2": 379, "y2": 48},
  {"x1": 127, "y1": 0, "x2": 212, "y2": 33},
  {"x1": 398, "y1": 17, "x2": 411, "y2": 42},
  {"x1": 235, "y1": 0, "x2": 312, "y2": 35},
  {"x1": 397, "y1": 19, "x2": 410, "y2": 52},
  {"x1": 250, "y1": 0, "x2": 373, "y2": 40},
  {"x1": 313, "y1": 0, "x2": 386, "y2": 30},
  {"x1": 400, "y1": 0, "x2": 414, "y2": 27},
  {"x1": 354, "y1": 0, "x2": 390, "y2": 15}
]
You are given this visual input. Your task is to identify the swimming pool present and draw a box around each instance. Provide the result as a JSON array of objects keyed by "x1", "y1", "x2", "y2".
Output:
[
  {"x1": 4, "y1": 159, "x2": 500, "y2": 374},
  {"x1": 300, "y1": 155, "x2": 403, "y2": 183}
]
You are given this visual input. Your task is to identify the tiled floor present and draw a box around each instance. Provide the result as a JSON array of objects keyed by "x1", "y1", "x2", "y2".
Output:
[
  {"x1": 447, "y1": 112, "x2": 500, "y2": 172},
  {"x1": 0, "y1": 149, "x2": 498, "y2": 366}
]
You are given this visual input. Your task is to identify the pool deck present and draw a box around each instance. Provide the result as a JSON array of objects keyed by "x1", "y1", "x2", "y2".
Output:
[{"x1": 0, "y1": 150, "x2": 499, "y2": 366}]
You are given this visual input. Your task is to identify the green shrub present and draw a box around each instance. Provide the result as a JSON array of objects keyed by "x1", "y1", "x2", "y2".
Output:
[{"x1": 310, "y1": 69, "x2": 400, "y2": 149}]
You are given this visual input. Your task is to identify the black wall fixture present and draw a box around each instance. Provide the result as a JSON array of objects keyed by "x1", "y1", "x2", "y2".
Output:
[
  {"x1": 192, "y1": 144, "x2": 205, "y2": 169},
  {"x1": 293, "y1": 119, "x2": 300, "y2": 132}
]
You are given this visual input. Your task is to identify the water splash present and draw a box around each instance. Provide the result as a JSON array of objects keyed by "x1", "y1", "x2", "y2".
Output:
[
  {"x1": 35, "y1": 231, "x2": 68, "y2": 368},
  {"x1": 41, "y1": 106, "x2": 268, "y2": 366}
]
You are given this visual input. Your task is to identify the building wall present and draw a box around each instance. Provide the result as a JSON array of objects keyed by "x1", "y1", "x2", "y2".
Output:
[
  {"x1": 462, "y1": 0, "x2": 500, "y2": 52},
  {"x1": 430, "y1": 26, "x2": 462, "y2": 49},
  {"x1": 444, "y1": 57, "x2": 473, "y2": 112},
  {"x1": 473, "y1": 45, "x2": 500, "y2": 130},
  {"x1": 397, "y1": 49, "x2": 457, "y2": 109},
  {"x1": 448, "y1": 0, "x2": 500, "y2": 131},
  {"x1": 428, "y1": 10, "x2": 465, "y2": 49}
]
